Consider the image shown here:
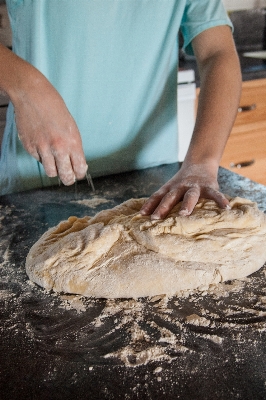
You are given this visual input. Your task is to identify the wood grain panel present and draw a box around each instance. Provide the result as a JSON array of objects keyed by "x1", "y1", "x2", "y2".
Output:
[{"x1": 196, "y1": 79, "x2": 266, "y2": 185}]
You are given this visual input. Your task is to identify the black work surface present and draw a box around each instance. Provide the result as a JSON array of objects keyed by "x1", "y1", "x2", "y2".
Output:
[{"x1": 1, "y1": 164, "x2": 266, "y2": 400}]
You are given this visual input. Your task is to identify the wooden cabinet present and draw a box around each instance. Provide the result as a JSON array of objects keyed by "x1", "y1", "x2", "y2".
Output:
[{"x1": 219, "y1": 78, "x2": 266, "y2": 185}]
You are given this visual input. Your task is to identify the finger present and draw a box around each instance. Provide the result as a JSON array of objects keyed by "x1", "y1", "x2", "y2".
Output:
[
  {"x1": 179, "y1": 187, "x2": 200, "y2": 216},
  {"x1": 70, "y1": 153, "x2": 88, "y2": 181},
  {"x1": 203, "y1": 187, "x2": 231, "y2": 210},
  {"x1": 150, "y1": 188, "x2": 184, "y2": 220},
  {"x1": 55, "y1": 154, "x2": 76, "y2": 185},
  {"x1": 40, "y1": 152, "x2": 58, "y2": 177},
  {"x1": 140, "y1": 190, "x2": 167, "y2": 216}
]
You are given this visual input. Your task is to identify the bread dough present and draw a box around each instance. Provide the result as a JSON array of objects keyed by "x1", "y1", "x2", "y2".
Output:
[{"x1": 26, "y1": 197, "x2": 266, "y2": 298}]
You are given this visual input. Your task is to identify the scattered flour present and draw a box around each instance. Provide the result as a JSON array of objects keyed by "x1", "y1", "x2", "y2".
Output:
[
  {"x1": 59, "y1": 295, "x2": 87, "y2": 313},
  {"x1": 186, "y1": 314, "x2": 211, "y2": 327},
  {"x1": 1, "y1": 242, "x2": 266, "y2": 368},
  {"x1": 71, "y1": 197, "x2": 111, "y2": 208}
]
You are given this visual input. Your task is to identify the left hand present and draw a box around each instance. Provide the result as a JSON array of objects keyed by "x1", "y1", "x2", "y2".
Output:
[{"x1": 140, "y1": 163, "x2": 230, "y2": 220}]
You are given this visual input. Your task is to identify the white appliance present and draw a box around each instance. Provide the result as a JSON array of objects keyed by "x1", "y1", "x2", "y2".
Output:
[{"x1": 177, "y1": 69, "x2": 196, "y2": 162}]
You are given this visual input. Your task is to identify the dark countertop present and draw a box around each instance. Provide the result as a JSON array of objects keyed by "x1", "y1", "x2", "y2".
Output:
[{"x1": 1, "y1": 164, "x2": 266, "y2": 400}]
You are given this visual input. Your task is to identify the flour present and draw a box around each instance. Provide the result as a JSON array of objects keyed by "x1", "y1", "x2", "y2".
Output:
[
  {"x1": 59, "y1": 294, "x2": 87, "y2": 313},
  {"x1": 186, "y1": 314, "x2": 211, "y2": 327},
  {"x1": 2, "y1": 258, "x2": 266, "y2": 366},
  {"x1": 71, "y1": 197, "x2": 111, "y2": 208}
]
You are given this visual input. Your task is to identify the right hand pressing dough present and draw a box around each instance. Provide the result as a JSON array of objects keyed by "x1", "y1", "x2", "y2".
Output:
[{"x1": 26, "y1": 197, "x2": 266, "y2": 298}]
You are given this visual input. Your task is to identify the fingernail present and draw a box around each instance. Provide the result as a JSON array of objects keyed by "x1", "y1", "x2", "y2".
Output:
[
  {"x1": 151, "y1": 213, "x2": 161, "y2": 220},
  {"x1": 225, "y1": 204, "x2": 231, "y2": 210},
  {"x1": 179, "y1": 208, "x2": 189, "y2": 216},
  {"x1": 140, "y1": 208, "x2": 147, "y2": 215}
]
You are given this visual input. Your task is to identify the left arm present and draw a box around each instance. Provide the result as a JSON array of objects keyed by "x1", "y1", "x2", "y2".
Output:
[{"x1": 141, "y1": 25, "x2": 242, "y2": 219}]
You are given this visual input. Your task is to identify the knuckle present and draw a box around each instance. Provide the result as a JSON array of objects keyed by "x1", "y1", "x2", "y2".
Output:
[
  {"x1": 51, "y1": 145, "x2": 65, "y2": 158},
  {"x1": 61, "y1": 174, "x2": 75, "y2": 186},
  {"x1": 165, "y1": 190, "x2": 177, "y2": 198},
  {"x1": 149, "y1": 192, "x2": 163, "y2": 201},
  {"x1": 186, "y1": 187, "x2": 199, "y2": 197},
  {"x1": 158, "y1": 203, "x2": 168, "y2": 210}
]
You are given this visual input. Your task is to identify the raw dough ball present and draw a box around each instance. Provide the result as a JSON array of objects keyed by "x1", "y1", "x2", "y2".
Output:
[{"x1": 26, "y1": 197, "x2": 266, "y2": 298}]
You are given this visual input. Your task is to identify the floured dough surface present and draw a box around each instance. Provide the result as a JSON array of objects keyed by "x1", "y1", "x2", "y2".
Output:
[{"x1": 26, "y1": 197, "x2": 266, "y2": 298}]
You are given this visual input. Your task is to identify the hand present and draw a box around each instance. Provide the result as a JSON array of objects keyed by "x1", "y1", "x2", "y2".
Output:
[
  {"x1": 140, "y1": 163, "x2": 230, "y2": 220},
  {"x1": 13, "y1": 73, "x2": 88, "y2": 186}
]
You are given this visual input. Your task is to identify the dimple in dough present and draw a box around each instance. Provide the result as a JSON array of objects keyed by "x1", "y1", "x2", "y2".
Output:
[{"x1": 26, "y1": 197, "x2": 266, "y2": 298}]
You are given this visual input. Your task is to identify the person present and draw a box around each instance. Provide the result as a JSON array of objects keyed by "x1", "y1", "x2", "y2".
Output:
[{"x1": 0, "y1": 0, "x2": 241, "y2": 220}]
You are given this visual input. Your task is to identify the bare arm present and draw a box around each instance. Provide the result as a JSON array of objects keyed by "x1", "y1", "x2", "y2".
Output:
[
  {"x1": 0, "y1": 43, "x2": 87, "y2": 185},
  {"x1": 141, "y1": 25, "x2": 242, "y2": 219}
]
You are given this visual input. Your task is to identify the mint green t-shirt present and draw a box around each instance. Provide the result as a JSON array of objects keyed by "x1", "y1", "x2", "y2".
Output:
[{"x1": 1, "y1": 0, "x2": 232, "y2": 194}]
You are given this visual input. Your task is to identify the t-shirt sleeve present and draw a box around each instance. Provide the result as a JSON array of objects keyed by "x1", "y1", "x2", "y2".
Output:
[{"x1": 180, "y1": 0, "x2": 233, "y2": 55}]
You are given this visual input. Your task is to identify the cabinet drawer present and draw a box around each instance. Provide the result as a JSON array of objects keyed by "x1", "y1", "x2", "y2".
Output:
[
  {"x1": 232, "y1": 79, "x2": 266, "y2": 133},
  {"x1": 220, "y1": 126, "x2": 266, "y2": 185}
]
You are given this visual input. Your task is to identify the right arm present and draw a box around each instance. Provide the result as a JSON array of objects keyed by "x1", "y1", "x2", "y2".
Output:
[{"x1": 0, "y1": 43, "x2": 87, "y2": 185}]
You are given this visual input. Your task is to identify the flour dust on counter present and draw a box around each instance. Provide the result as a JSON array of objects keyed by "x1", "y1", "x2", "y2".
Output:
[
  {"x1": 2, "y1": 257, "x2": 266, "y2": 368},
  {"x1": 25, "y1": 196, "x2": 266, "y2": 299},
  {"x1": 70, "y1": 196, "x2": 111, "y2": 209}
]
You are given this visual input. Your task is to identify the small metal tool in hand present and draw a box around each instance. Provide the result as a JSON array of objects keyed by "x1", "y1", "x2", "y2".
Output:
[{"x1": 85, "y1": 169, "x2": 95, "y2": 192}]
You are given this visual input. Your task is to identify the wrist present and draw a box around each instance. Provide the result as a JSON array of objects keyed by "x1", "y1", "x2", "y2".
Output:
[
  {"x1": 181, "y1": 157, "x2": 220, "y2": 176},
  {"x1": 182, "y1": 148, "x2": 220, "y2": 169}
]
